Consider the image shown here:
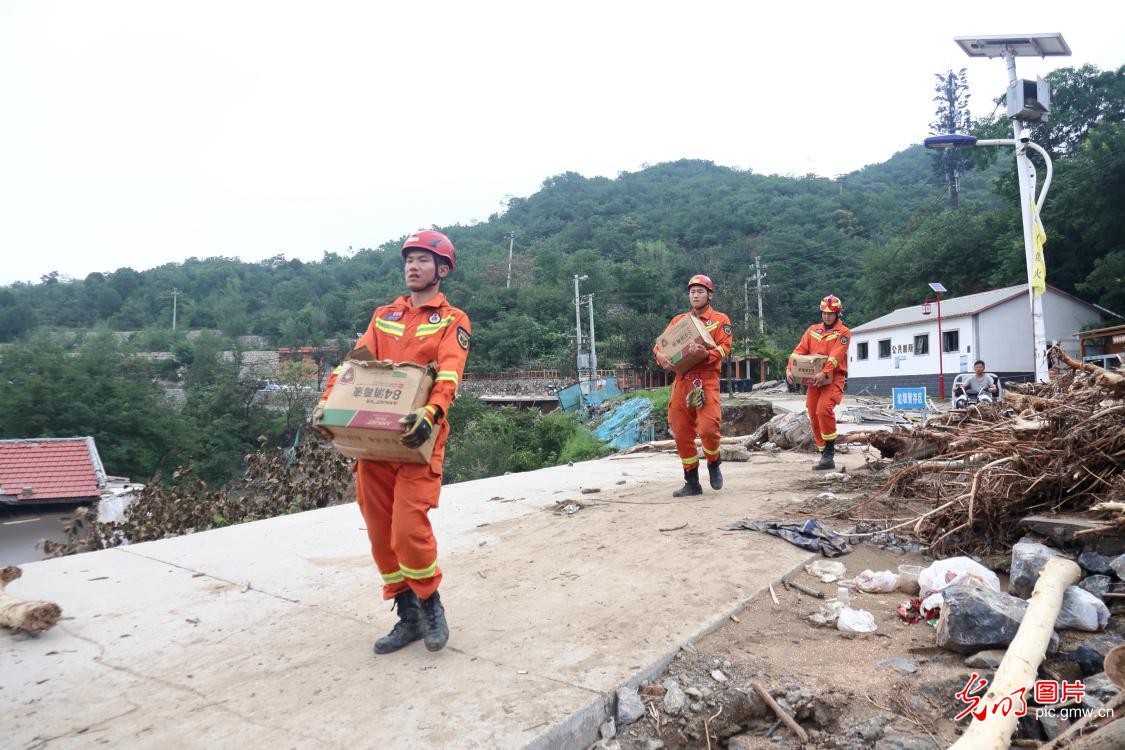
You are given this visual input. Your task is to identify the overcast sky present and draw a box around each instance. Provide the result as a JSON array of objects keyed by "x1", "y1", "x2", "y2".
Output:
[{"x1": 1, "y1": 1, "x2": 1122, "y2": 285}]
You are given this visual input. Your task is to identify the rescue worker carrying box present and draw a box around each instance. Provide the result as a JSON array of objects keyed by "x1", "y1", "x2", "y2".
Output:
[
  {"x1": 786, "y1": 294, "x2": 851, "y2": 471},
  {"x1": 653, "y1": 274, "x2": 732, "y2": 497},
  {"x1": 313, "y1": 229, "x2": 470, "y2": 656}
]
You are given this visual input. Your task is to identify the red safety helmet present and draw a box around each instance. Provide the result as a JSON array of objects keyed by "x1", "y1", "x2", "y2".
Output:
[
  {"x1": 687, "y1": 274, "x2": 714, "y2": 293},
  {"x1": 401, "y1": 230, "x2": 456, "y2": 270},
  {"x1": 820, "y1": 294, "x2": 843, "y2": 313}
]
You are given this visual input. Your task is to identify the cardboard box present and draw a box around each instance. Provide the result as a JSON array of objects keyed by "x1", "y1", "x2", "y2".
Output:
[
  {"x1": 315, "y1": 348, "x2": 437, "y2": 463},
  {"x1": 790, "y1": 354, "x2": 828, "y2": 384},
  {"x1": 655, "y1": 315, "x2": 716, "y2": 374}
]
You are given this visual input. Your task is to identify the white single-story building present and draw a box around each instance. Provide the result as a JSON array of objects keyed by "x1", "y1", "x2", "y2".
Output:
[{"x1": 846, "y1": 284, "x2": 1117, "y2": 398}]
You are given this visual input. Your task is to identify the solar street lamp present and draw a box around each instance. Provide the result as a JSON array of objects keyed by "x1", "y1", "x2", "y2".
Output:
[{"x1": 929, "y1": 33, "x2": 1070, "y2": 382}]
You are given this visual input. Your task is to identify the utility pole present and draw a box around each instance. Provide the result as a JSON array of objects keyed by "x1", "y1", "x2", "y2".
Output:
[
  {"x1": 752, "y1": 256, "x2": 768, "y2": 334},
  {"x1": 573, "y1": 274, "x2": 588, "y2": 388},
  {"x1": 743, "y1": 275, "x2": 751, "y2": 359},
  {"x1": 505, "y1": 231, "x2": 516, "y2": 289},
  {"x1": 587, "y1": 293, "x2": 597, "y2": 379},
  {"x1": 170, "y1": 288, "x2": 180, "y2": 338}
]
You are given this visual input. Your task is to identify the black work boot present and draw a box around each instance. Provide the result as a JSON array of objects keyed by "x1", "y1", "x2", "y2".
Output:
[
  {"x1": 813, "y1": 440, "x2": 836, "y2": 471},
  {"x1": 419, "y1": 590, "x2": 449, "y2": 652},
  {"x1": 707, "y1": 459, "x2": 723, "y2": 490},
  {"x1": 373, "y1": 590, "x2": 423, "y2": 655},
  {"x1": 672, "y1": 467, "x2": 704, "y2": 497}
]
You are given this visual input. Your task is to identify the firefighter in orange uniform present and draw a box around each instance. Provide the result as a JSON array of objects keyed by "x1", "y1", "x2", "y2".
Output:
[
  {"x1": 786, "y1": 295, "x2": 850, "y2": 471},
  {"x1": 654, "y1": 275, "x2": 732, "y2": 497},
  {"x1": 314, "y1": 230, "x2": 470, "y2": 655}
]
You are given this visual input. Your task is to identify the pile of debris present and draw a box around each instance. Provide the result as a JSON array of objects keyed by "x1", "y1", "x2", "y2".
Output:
[{"x1": 842, "y1": 348, "x2": 1125, "y2": 555}]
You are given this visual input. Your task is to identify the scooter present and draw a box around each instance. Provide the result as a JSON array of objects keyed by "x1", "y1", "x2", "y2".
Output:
[{"x1": 952, "y1": 385, "x2": 995, "y2": 410}]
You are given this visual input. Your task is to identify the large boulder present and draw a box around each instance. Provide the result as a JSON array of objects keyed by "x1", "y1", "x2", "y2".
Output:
[
  {"x1": 937, "y1": 585, "x2": 1029, "y2": 653},
  {"x1": 1057, "y1": 633, "x2": 1125, "y2": 676},
  {"x1": 1010, "y1": 540, "x2": 1064, "y2": 598}
]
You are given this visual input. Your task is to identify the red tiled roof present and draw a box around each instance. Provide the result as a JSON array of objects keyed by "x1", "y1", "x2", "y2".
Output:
[{"x1": 0, "y1": 439, "x2": 101, "y2": 502}]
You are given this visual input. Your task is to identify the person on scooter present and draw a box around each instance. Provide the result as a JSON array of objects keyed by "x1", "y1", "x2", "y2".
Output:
[{"x1": 953, "y1": 360, "x2": 998, "y2": 408}]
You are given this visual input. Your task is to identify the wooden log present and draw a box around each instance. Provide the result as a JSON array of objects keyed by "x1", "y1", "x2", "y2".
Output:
[
  {"x1": 783, "y1": 579, "x2": 825, "y2": 599},
  {"x1": 1051, "y1": 346, "x2": 1125, "y2": 395},
  {"x1": 1063, "y1": 719, "x2": 1125, "y2": 750},
  {"x1": 751, "y1": 681, "x2": 809, "y2": 743},
  {"x1": 0, "y1": 566, "x2": 62, "y2": 633},
  {"x1": 949, "y1": 557, "x2": 1082, "y2": 750},
  {"x1": 1041, "y1": 691, "x2": 1125, "y2": 750},
  {"x1": 1004, "y1": 391, "x2": 1063, "y2": 411},
  {"x1": 625, "y1": 435, "x2": 758, "y2": 452}
]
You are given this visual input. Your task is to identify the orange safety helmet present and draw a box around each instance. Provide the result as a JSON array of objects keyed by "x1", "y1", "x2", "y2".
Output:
[
  {"x1": 401, "y1": 230, "x2": 456, "y2": 270},
  {"x1": 687, "y1": 274, "x2": 714, "y2": 292},
  {"x1": 820, "y1": 294, "x2": 843, "y2": 313}
]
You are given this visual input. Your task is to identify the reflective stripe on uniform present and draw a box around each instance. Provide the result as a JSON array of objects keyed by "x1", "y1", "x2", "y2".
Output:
[
  {"x1": 435, "y1": 370, "x2": 459, "y2": 385},
  {"x1": 825, "y1": 332, "x2": 840, "y2": 341},
  {"x1": 702, "y1": 446, "x2": 720, "y2": 456},
  {"x1": 682, "y1": 455, "x2": 699, "y2": 466},
  {"x1": 706, "y1": 322, "x2": 719, "y2": 332},
  {"x1": 822, "y1": 432, "x2": 838, "y2": 441},
  {"x1": 808, "y1": 330, "x2": 824, "y2": 341},
  {"x1": 416, "y1": 315, "x2": 456, "y2": 336},
  {"x1": 826, "y1": 356, "x2": 838, "y2": 368},
  {"x1": 375, "y1": 318, "x2": 406, "y2": 336},
  {"x1": 715, "y1": 345, "x2": 726, "y2": 358},
  {"x1": 381, "y1": 569, "x2": 405, "y2": 584},
  {"x1": 400, "y1": 560, "x2": 438, "y2": 580}
]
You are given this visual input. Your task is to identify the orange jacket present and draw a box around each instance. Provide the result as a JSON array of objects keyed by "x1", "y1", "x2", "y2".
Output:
[
  {"x1": 321, "y1": 292, "x2": 471, "y2": 416},
  {"x1": 654, "y1": 306, "x2": 732, "y2": 379},
  {"x1": 790, "y1": 320, "x2": 851, "y2": 375}
]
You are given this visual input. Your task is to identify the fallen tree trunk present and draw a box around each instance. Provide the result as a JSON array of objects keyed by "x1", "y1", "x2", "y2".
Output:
[
  {"x1": 1051, "y1": 346, "x2": 1125, "y2": 396},
  {"x1": 624, "y1": 435, "x2": 756, "y2": 452},
  {"x1": 1041, "y1": 692, "x2": 1125, "y2": 750},
  {"x1": 0, "y1": 566, "x2": 62, "y2": 633},
  {"x1": 1063, "y1": 717, "x2": 1125, "y2": 750},
  {"x1": 949, "y1": 557, "x2": 1082, "y2": 750}
]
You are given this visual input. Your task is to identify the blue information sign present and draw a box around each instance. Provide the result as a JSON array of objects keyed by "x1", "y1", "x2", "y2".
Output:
[{"x1": 892, "y1": 387, "x2": 928, "y2": 410}]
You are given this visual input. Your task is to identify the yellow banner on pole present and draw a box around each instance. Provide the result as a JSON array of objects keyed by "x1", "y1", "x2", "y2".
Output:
[{"x1": 1032, "y1": 200, "x2": 1047, "y2": 297}]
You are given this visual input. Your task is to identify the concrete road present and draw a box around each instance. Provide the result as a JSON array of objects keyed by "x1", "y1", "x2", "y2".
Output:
[
  {"x1": 0, "y1": 504, "x2": 73, "y2": 567},
  {"x1": 2, "y1": 451, "x2": 859, "y2": 749}
]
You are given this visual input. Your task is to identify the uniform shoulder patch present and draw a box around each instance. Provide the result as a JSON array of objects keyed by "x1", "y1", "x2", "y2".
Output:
[
  {"x1": 840, "y1": 335, "x2": 850, "y2": 346},
  {"x1": 722, "y1": 324, "x2": 732, "y2": 335},
  {"x1": 456, "y1": 326, "x2": 470, "y2": 350}
]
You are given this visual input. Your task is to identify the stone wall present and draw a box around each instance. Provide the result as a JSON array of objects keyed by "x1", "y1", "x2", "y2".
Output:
[{"x1": 461, "y1": 379, "x2": 571, "y2": 398}]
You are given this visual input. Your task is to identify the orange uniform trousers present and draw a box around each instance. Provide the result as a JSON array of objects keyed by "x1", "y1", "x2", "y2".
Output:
[
  {"x1": 806, "y1": 372, "x2": 846, "y2": 449},
  {"x1": 668, "y1": 374, "x2": 722, "y2": 470},
  {"x1": 355, "y1": 455, "x2": 445, "y2": 601}
]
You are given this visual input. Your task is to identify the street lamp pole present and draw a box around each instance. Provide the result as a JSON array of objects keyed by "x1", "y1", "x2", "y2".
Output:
[
  {"x1": 936, "y1": 293, "x2": 944, "y2": 398},
  {"x1": 947, "y1": 33, "x2": 1070, "y2": 381},
  {"x1": 928, "y1": 282, "x2": 948, "y2": 398}
]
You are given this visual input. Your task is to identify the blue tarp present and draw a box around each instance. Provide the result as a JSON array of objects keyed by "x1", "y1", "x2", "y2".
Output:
[
  {"x1": 592, "y1": 397, "x2": 653, "y2": 452},
  {"x1": 557, "y1": 376, "x2": 623, "y2": 412}
]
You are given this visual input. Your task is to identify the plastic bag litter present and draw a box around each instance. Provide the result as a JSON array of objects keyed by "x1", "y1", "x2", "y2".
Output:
[
  {"x1": 918, "y1": 557, "x2": 1001, "y2": 610},
  {"x1": 806, "y1": 560, "x2": 846, "y2": 583},
  {"x1": 837, "y1": 607, "x2": 877, "y2": 634},
  {"x1": 809, "y1": 599, "x2": 845, "y2": 626},
  {"x1": 854, "y1": 569, "x2": 900, "y2": 593},
  {"x1": 1057, "y1": 586, "x2": 1110, "y2": 632}
]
